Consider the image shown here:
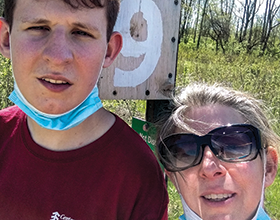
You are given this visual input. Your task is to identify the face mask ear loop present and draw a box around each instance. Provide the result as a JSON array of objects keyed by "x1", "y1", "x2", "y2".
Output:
[
  {"x1": 252, "y1": 148, "x2": 267, "y2": 220},
  {"x1": 260, "y1": 148, "x2": 267, "y2": 207}
]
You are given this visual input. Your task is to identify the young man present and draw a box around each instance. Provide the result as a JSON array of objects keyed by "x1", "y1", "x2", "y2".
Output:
[{"x1": 0, "y1": 0, "x2": 168, "y2": 219}]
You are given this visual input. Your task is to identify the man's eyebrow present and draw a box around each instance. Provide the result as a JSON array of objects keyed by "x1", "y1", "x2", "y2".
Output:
[
  {"x1": 72, "y1": 22, "x2": 100, "y2": 32},
  {"x1": 21, "y1": 18, "x2": 50, "y2": 24},
  {"x1": 20, "y1": 18, "x2": 100, "y2": 32}
]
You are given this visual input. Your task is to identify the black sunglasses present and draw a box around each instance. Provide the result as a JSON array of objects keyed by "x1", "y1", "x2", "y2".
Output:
[{"x1": 158, "y1": 124, "x2": 262, "y2": 172}]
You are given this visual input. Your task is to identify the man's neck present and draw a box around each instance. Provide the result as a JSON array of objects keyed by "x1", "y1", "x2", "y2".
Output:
[{"x1": 26, "y1": 108, "x2": 115, "y2": 151}]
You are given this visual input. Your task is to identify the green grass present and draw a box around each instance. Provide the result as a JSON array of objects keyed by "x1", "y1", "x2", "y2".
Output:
[
  {"x1": 167, "y1": 182, "x2": 182, "y2": 220},
  {"x1": 265, "y1": 171, "x2": 280, "y2": 219}
]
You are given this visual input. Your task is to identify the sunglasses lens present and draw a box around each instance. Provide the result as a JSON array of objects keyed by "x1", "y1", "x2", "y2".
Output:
[
  {"x1": 160, "y1": 135, "x2": 200, "y2": 170},
  {"x1": 211, "y1": 126, "x2": 258, "y2": 162},
  {"x1": 159, "y1": 125, "x2": 261, "y2": 171}
]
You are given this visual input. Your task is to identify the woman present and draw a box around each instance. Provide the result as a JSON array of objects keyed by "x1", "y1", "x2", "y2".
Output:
[{"x1": 156, "y1": 83, "x2": 279, "y2": 220}]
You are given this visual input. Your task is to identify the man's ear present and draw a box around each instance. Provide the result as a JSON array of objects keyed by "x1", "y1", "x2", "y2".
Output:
[
  {"x1": 103, "y1": 31, "x2": 122, "y2": 68},
  {"x1": 264, "y1": 146, "x2": 278, "y2": 187},
  {"x1": 0, "y1": 18, "x2": 11, "y2": 59}
]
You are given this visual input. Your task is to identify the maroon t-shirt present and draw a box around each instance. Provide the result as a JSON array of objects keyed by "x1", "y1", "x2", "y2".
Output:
[{"x1": 0, "y1": 106, "x2": 168, "y2": 220}]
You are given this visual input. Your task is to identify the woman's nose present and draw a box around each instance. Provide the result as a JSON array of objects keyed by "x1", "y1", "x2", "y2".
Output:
[{"x1": 198, "y1": 146, "x2": 227, "y2": 179}]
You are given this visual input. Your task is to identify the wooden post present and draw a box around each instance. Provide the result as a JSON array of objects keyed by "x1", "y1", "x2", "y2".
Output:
[{"x1": 146, "y1": 100, "x2": 171, "y2": 124}]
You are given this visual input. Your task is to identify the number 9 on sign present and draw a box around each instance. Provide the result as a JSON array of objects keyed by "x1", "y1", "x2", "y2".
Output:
[{"x1": 113, "y1": 0, "x2": 163, "y2": 87}]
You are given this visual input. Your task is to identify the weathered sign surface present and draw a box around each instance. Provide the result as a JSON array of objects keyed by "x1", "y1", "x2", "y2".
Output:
[{"x1": 99, "y1": 0, "x2": 181, "y2": 100}]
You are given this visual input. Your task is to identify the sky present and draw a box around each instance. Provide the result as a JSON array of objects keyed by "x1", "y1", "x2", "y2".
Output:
[{"x1": 233, "y1": 0, "x2": 280, "y2": 18}]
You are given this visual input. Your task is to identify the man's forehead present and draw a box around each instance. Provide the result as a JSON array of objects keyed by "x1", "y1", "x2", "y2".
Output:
[
  {"x1": 14, "y1": 0, "x2": 105, "y2": 16},
  {"x1": 12, "y1": 0, "x2": 107, "y2": 33},
  {"x1": 16, "y1": 0, "x2": 105, "y2": 8}
]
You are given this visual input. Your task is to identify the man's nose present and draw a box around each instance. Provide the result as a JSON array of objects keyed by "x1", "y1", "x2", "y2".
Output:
[{"x1": 42, "y1": 29, "x2": 73, "y2": 65}]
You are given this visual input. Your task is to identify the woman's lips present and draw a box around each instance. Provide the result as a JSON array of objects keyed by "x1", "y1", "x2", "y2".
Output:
[{"x1": 203, "y1": 193, "x2": 234, "y2": 202}]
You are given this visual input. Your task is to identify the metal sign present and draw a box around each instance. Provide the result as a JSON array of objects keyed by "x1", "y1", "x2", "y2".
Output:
[{"x1": 131, "y1": 117, "x2": 164, "y2": 170}]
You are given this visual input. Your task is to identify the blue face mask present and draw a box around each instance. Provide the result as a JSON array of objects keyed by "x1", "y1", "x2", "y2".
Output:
[{"x1": 9, "y1": 82, "x2": 103, "y2": 130}]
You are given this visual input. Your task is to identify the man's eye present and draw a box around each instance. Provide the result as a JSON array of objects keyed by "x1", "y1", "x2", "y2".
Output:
[
  {"x1": 28, "y1": 26, "x2": 49, "y2": 31},
  {"x1": 73, "y1": 30, "x2": 93, "y2": 38}
]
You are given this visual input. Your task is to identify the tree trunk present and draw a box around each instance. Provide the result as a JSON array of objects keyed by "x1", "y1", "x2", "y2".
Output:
[{"x1": 197, "y1": 0, "x2": 209, "y2": 49}]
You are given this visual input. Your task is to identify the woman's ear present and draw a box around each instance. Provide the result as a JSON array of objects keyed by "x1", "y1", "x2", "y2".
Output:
[
  {"x1": 165, "y1": 169, "x2": 173, "y2": 180},
  {"x1": 0, "y1": 18, "x2": 11, "y2": 59},
  {"x1": 103, "y1": 31, "x2": 122, "y2": 68},
  {"x1": 264, "y1": 146, "x2": 278, "y2": 187}
]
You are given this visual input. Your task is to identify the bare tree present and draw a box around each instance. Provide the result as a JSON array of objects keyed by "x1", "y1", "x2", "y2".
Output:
[
  {"x1": 247, "y1": 0, "x2": 257, "y2": 51},
  {"x1": 197, "y1": 0, "x2": 209, "y2": 49},
  {"x1": 207, "y1": 0, "x2": 234, "y2": 53},
  {"x1": 179, "y1": 0, "x2": 196, "y2": 43},
  {"x1": 261, "y1": 0, "x2": 280, "y2": 54},
  {"x1": 238, "y1": 0, "x2": 258, "y2": 42},
  {"x1": 193, "y1": 0, "x2": 201, "y2": 42}
]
